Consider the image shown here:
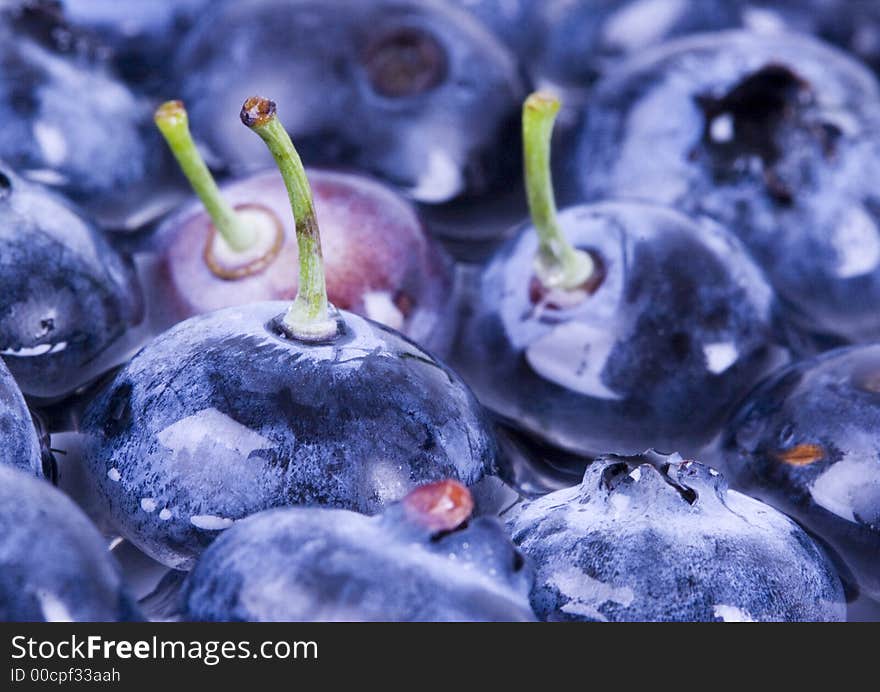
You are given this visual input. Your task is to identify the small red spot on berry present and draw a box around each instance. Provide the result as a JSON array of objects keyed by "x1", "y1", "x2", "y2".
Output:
[
  {"x1": 403, "y1": 480, "x2": 474, "y2": 533},
  {"x1": 775, "y1": 444, "x2": 824, "y2": 466}
]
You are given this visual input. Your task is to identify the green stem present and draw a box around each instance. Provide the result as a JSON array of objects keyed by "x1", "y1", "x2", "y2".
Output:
[
  {"x1": 240, "y1": 96, "x2": 336, "y2": 341},
  {"x1": 523, "y1": 92, "x2": 594, "y2": 290},
  {"x1": 154, "y1": 101, "x2": 255, "y2": 253}
]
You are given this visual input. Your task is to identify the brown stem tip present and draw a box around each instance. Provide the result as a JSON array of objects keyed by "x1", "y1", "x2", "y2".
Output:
[
  {"x1": 154, "y1": 99, "x2": 186, "y2": 125},
  {"x1": 402, "y1": 480, "x2": 474, "y2": 533},
  {"x1": 240, "y1": 96, "x2": 277, "y2": 128}
]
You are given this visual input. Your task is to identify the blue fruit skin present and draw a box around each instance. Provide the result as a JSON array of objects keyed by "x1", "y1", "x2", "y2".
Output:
[
  {"x1": 0, "y1": 358, "x2": 43, "y2": 476},
  {"x1": 745, "y1": 1, "x2": 880, "y2": 76},
  {"x1": 509, "y1": 452, "x2": 846, "y2": 622},
  {"x1": 81, "y1": 302, "x2": 499, "y2": 570},
  {"x1": 539, "y1": 0, "x2": 742, "y2": 88},
  {"x1": 174, "y1": 0, "x2": 525, "y2": 204},
  {"x1": 454, "y1": 201, "x2": 782, "y2": 459},
  {"x1": 181, "y1": 502, "x2": 535, "y2": 622},
  {"x1": 720, "y1": 345, "x2": 880, "y2": 602},
  {"x1": 0, "y1": 465, "x2": 140, "y2": 622},
  {"x1": 0, "y1": 9, "x2": 158, "y2": 220},
  {"x1": 572, "y1": 31, "x2": 880, "y2": 348},
  {"x1": 0, "y1": 166, "x2": 144, "y2": 400},
  {"x1": 446, "y1": 0, "x2": 539, "y2": 60}
]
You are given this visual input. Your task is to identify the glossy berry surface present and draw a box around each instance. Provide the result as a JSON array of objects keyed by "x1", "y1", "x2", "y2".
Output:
[
  {"x1": 147, "y1": 169, "x2": 455, "y2": 355},
  {"x1": 82, "y1": 302, "x2": 498, "y2": 569},
  {"x1": 720, "y1": 345, "x2": 880, "y2": 602},
  {"x1": 173, "y1": 0, "x2": 525, "y2": 204},
  {"x1": 0, "y1": 464, "x2": 140, "y2": 622},
  {"x1": 0, "y1": 4, "x2": 158, "y2": 224},
  {"x1": 182, "y1": 480, "x2": 535, "y2": 621},
  {"x1": 509, "y1": 451, "x2": 846, "y2": 622},
  {"x1": 0, "y1": 165, "x2": 143, "y2": 400},
  {"x1": 455, "y1": 201, "x2": 782, "y2": 459},
  {"x1": 572, "y1": 31, "x2": 880, "y2": 347},
  {"x1": 0, "y1": 358, "x2": 43, "y2": 476}
]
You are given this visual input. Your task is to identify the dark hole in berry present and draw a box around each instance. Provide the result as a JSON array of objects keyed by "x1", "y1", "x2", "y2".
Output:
[
  {"x1": 660, "y1": 464, "x2": 698, "y2": 505},
  {"x1": 696, "y1": 64, "x2": 815, "y2": 204},
  {"x1": 0, "y1": 172, "x2": 11, "y2": 199},
  {"x1": 600, "y1": 454, "x2": 700, "y2": 505},
  {"x1": 362, "y1": 27, "x2": 447, "y2": 98},
  {"x1": 600, "y1": 462, "x2": 632, "y2": 492},
  {"x1": 511, "y1": 550, "x2": 525, "y2": 573}
]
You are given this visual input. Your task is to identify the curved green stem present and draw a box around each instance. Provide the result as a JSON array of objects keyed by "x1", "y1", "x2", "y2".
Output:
[
  {"x1": 523, "y1": 92, "x2": 594, "y2": 290},
  {"x1": 155, "y1": 101, "x2": 256, "y2": 253},
  {"x1": 240, "y1": 96, "x2": 337, "y2": 342}
]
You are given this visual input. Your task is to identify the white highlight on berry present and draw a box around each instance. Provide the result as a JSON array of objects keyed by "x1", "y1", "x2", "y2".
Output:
[
  {"x1": 159, "y1": 509, "x2": 173, "y2": 521},
  {"x1": 190, "y1": 515, "x2": 235, "y2": 531},
  {"x1": 713, "y1": 604, "x2": 755, "y2": 622},
  {"x1": 525, "y1": 321, "x2": 622, "y2": 400},
  {"x1": 107, "y1": 468, "x2": 121, "y2": 482},
  {"x1": 549, "y1": 568, "x2": 635, "y2": 621},
  {"x1": 407, "y1": 148, "x2": 463, "y2": 203},
  {"x1": 157, "y1": 407, "x2": 271, "y2": 459},
  {"x1": 703, "y1": 342, "x2": 739, "y2": 374},
  {"x1": 741, "y1": 7, "x2": 788, "y2": 34},
  {"x1": 604, "y1": 0, "x2": 686, "y2": 51},
  {"x1": 0, "y1": 341, "x2": 67, "y2": 358},
  {"x1": 709, "y1": 113, "x2": 734, "y2": 143},
  {"x1": 363, "y1": 291, "x2": 405, "y2": 331},
  {"x1": 140, "y1": 498, "x2": 157, "y2": 513},
  {"x1": 23, "y1": 168, "x2": 69, "y2": 186},
  {"x1": 33, "y1": 122, "x2": 68, "y2": 166},
  {"x1": 37, "y1": 590, "x2": 74, "y2": 623},
  {"x1": 831, "y1": 206, "x2": 880, "y2": 278},
  {"x1": 810, "y1": 450, "x2": 880, "y2": 524}
]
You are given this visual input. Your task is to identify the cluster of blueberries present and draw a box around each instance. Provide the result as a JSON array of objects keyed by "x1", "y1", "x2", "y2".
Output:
[{"x1": 1, "y1": 0, "x2": 879, "y2": 622}]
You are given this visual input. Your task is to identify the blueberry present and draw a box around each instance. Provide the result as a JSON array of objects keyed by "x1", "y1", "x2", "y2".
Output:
[
  {"x1": 172, "y1": 0, "x2": 525, "y2": 204},
  {"x1": 508, "y1": 451, "x2": 846, "y2": 621},
  {"x1": 83, "y1": 302, "x2": 497, "y2": 569},
  {"x1": 148, "y1": 101, "x2": 456, "y2": 356},
  {"x1": 0, "y1": 3, "x2": 161, "y2": 226},
  {"x1": 182, "y1": 480, "x2": 534, "y2": 621},
  {"x1": 0, "y1": 464, "x2": 140, "y2": 622},
  {"x1": 0, "y1": 358, "x2": 43, "y2": 476},
  {"x1": 81, "y1": 99, "x2": 498, "y2": 569},
  {"x1": 720, "y1": 344, "x2": 880, "y2": 603},
  {"x1": 571, "y1": 31, "x2": 880, "y2": 348},
  {"x1": 455, "y1": 93, "x2": 782, "y2": 460},
  {"x1": 0, "y1": 164, "x2": 144, "y2": 400}
]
